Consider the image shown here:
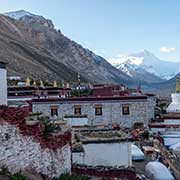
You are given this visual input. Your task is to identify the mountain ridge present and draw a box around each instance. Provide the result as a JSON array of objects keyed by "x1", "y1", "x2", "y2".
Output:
[
  {"x1": 0, "y1": 10, "x2": 133, "y2": 85},
  {"x1": 114, "y1": 50, "x2": 180, "y2": 82}
]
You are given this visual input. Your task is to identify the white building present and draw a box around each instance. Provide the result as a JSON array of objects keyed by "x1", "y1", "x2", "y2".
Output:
[
  {"x1": 167, "y1": 93, "x2": 180, "y2": 113},
  {"x1": 32, "y1": 95, "x2": 156, "y2": 128},
  {"x1": 0, "y1": 62, "x2": 7, "y2": 105},
  {"x1": 73, "y1": 142, "x2": 132, "y2": 167}
]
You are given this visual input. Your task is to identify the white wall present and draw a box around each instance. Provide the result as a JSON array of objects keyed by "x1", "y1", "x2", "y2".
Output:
[
  {"x1": 0, "y1": 123, "x2": 71, "y2": 178},
  {"x1": 150, "y1": 127, "x2": 165, "y2": 133},
  {"x1": 164, "y1": 119, "x2": 180, "y2": 125},
  {"x1": 0, "y1": 68, "x2": 7, "y2": 105},
  {"x1": 167, "y1": 93, "x2": 180, "y2": 112},
  {"x1": 161, "y1": 133, "x2": 180, "y2": 147},
  {"x1": 33, "y1": 99, "x2": 149, "y2": 128},
  {"x1": 66, "y1": 117, "x2": 88, "y2": 126},
  {"x1": 73, "y1": 142, "x2": 132, "y2": 167}
]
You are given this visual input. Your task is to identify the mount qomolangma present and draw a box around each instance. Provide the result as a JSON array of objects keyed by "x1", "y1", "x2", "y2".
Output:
[{"x1": 114, "y1": 50, "x2": 180, "y2": 83}]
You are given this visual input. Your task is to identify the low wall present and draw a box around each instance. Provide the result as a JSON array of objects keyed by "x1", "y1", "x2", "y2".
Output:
[
  {"x1": 155, "y1": 139, "x2": 180, "y2": 180},
  {"x1": 0, "y1": 106, "x2": 72, "y2": 178},
  {"x1": 73, "y1": 142, "x2": 132, "y2": 167},
  {"x1": 72, "y1": 164, "x2": 136, "y2": 180}
]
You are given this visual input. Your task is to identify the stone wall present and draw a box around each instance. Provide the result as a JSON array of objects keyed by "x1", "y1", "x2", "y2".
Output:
[
  {"x1": 72, "y1": 164, "x2": 136, "y2": 180},
  {"x1": 155, "y1": 139, "x2": 180, "y2": 180},
  {"x1": 0, "y1": 106, "x2": 71, "y2": 178},
  {"x1": 147, "y1": 96, "x2": 156, "y2": 121},
  {"x1": 32, "y1": 98, "x2": 154, "y2": 128}
]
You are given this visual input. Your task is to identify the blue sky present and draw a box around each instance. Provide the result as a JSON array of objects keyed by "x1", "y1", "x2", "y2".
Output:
[{"x1": 0, "y1": 0, "x2": 180, "y2": 63}]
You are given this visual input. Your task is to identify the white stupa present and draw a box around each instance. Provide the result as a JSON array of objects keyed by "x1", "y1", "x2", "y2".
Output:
[
  {"x1": 167, "y1": 78, "x2": 180, "y2": 113},
  {"x1": 0, "y1": 62, "x2": 7, "y2": 105}
]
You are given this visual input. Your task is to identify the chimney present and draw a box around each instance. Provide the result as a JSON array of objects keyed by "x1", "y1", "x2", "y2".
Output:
[{"x1": 0, "y1": 62, "x2": 7, "y2": 105}]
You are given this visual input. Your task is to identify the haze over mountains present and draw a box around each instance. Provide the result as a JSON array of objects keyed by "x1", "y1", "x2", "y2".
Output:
[{"x1": 0, "y1": 10, "x2": 179, "y2": 94}]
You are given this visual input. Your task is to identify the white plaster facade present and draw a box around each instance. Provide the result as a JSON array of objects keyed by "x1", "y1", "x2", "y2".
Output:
[
  {"x1": 73, "y1": 142, "x2": 132, "y2": 167},
  {"x1": 167, "y1": 93, "x2": 180, "y2": 112},
  {"x1": 0, "y1": 63, "x2": 7, "y2": 105},
  {"x1": 65, "y1": 117, "x2": 88, "y2": 126},
  {"x1": 0, "y1": 123, "x2": 71, "y2": 178},
  {"x1": 32, "y1": 96, "x2": 156, "y2": 128}
]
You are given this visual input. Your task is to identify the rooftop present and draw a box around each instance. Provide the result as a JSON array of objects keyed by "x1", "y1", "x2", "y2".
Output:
[{"x1": 32, "y1": 95, "x2": 148, "y2": 103}]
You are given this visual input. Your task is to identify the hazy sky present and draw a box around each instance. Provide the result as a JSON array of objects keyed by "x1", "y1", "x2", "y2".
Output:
[{"x1": 0, "y1": 0, "x2": 180, "y2": 63}]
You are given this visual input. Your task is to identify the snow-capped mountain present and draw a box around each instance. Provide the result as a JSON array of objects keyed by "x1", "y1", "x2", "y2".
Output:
[
  {"x1": 4, "y1": 10, "x2": 34, "y2": 20},
  {"x1": 114, "y1": 50, "x2": 180, "y2": 82},
  {"x1": 4, "y1": 10, "x2": 54, "y2": 29}
]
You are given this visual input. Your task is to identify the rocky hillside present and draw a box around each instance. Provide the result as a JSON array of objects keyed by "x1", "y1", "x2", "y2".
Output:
[{"x1": 0, "y1": 10, "x2": 133, "y2": 84}]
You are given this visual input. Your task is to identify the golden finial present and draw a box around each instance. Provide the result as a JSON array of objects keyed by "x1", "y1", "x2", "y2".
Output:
[
  {"x1": 40, "y1": 80, "x2": 44, "y2": 88},
  {"x1": 26, "y1": 77, "x2": 30, "y2": 86},
  {"x1": 33, "y1": 81, "x2": 37, "y2": 87},
  {"x1": 53, "y1": 80, "x2": 57, "y2": 87},
  {"x1": 176, "y1": 77, "x2": 180, "y2": 93}
]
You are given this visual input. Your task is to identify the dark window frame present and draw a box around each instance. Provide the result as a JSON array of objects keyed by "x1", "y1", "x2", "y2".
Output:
[
  {"x1": 122, "y1": 105, "x2": 130, "y2": 115},
  {"x1": 51, "y1": 106, "x2": 58, "y2": 117},
  {"x1": 95, "y1": 106, "x2": 102, "y2": 116},
  {"x1": 74, "y1": 106, "x2": 82, "y2": 115}
]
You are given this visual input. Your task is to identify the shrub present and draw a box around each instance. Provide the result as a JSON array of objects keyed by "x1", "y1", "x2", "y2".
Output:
[
  {"x1": 10, "y1": 173, "x2": 26, "y2": 180},
  {"x1": 40, "y1": 117, "x2": 55, "y2": 138}
]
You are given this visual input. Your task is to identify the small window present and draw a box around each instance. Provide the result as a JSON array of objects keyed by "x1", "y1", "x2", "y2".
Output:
[
  {"x1": 122, "y1": 105, "x2": 130, "y2": 115},
  {"x1": 74, "y1": 106, "x2": 81, "y2": 115},
  {"x1": 51, "y1": 106, "x2": 58, "y2": 117},
  {"x1": 95, "y1": 106, "x2": 102, "y2": 116}
]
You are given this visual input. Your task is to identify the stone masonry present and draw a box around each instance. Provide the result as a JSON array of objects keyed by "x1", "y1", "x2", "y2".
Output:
[
  {"x1": 0, "y1": 106, "x2": 71, "y2": 178},
  {"x1": 32, "y1": 96, "x2": 156, "y2": 128}
]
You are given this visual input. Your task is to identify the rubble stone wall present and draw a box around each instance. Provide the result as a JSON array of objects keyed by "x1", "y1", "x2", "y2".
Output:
[
  {"x1": 33, "y1": 99, "x2": 154, "y2": 128},
  {"x1": 0, "y1": 106, "x2": 71, "y2": 178}
]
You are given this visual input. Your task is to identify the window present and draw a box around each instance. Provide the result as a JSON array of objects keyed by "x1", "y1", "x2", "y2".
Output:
[
  {"x1": 51, "y1": 106, "x2": 58, "y2": 116},
  {"x1": 122, "y1": 105, "x2": 130, "y2": 115},
  {"x1": 95, "y1": 106, "x2": 102, "y2": 116},
  {"x1": 74, "y1": 105, "x2": 81, "y2": 115}
]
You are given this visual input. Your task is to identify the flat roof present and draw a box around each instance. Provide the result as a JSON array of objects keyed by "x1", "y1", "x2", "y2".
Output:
[
  {"x1": 8, "y1": 86, "x2": 71, "y2": 90},
  {"x1": 149, "y1": 123, "x2": 180, "y2": 128},
  {"x1": 162, "y1": 113, "x2": 180, "y2": 119},
  {"x1": 32, "y1": 95, "x2": 148, "y2": 103}
]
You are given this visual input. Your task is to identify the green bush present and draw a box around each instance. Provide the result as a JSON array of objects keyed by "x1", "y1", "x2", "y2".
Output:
[
  {"x1": 10, "y1": 174, "x2": 26, "y2": 180},
  {"x1": 40, "y1": 117, "x2": 55, "y2": 138}
]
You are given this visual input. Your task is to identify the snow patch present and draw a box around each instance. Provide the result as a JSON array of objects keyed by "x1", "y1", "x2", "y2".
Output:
[
  {"x1": 112, "y1": 50, "x2": 180, "y2": 80},
  {"x1": 4, "y1": 10, "x2": 34, "y2": 20}
]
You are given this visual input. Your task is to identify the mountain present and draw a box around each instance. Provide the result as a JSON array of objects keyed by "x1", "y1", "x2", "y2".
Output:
[
  {"x1": 144, "y1": 74, "x2": 177, "y2": 97},
  {"x1": 114, "y1": 50, "x2": 180, "y2": 83},
  {"x1": 0, "y1": 10, "x2": 133, "y2": 84}
]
